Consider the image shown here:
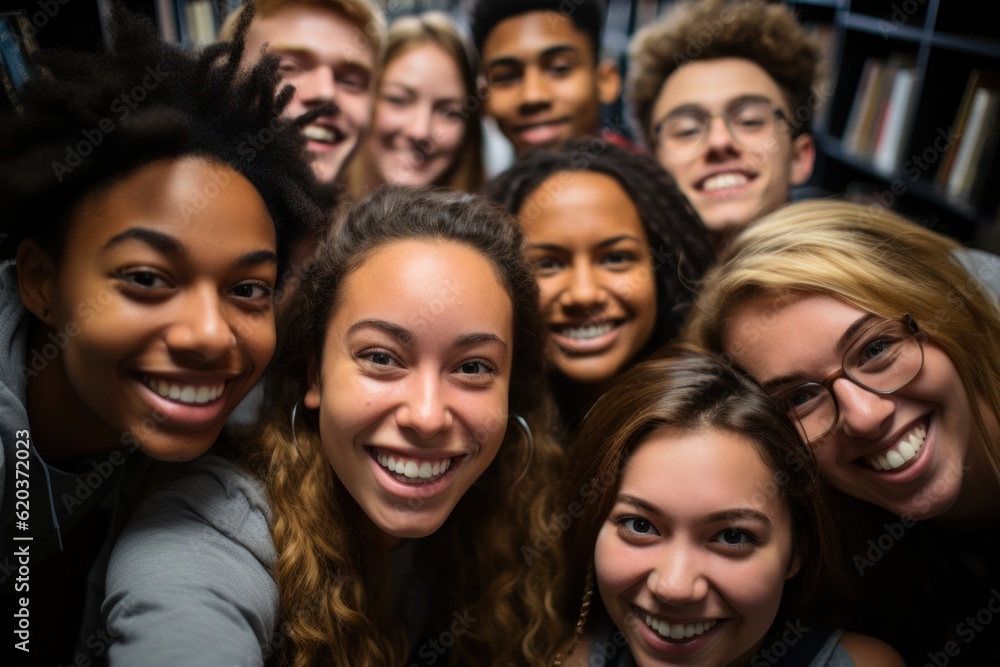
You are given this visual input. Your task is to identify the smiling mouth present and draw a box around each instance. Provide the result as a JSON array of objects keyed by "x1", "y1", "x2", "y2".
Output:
[
  {"x1": 552, "y1": 321, "x2": 619, "y2": 340},
  {"x1": 697, "y1": 170, "x2": 756, "y2": 193},
  {"x1": 369, "y1": 447, "x2": 461, "y2": 485},
  {"x1": 302, "y1": 124, "x2": 344, "y2": 146},
  {"x1": 140, "y1": 375, "x2": 225, "y2": 405},
  {"x1": 636, "y1": 607, "x2": 720, "y2": 641},
  {"x1": 863, "y1": 421, "x2": 928, "y2": 472}
]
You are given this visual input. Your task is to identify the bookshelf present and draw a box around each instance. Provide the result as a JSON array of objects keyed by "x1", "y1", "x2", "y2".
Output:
[{"x1": 785, "y1": 0, "x2": 1000, "y2": 247}]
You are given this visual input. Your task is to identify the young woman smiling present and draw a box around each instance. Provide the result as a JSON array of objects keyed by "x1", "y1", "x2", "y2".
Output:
[
  {"x1": 103, "y1": 187, "x2": 566, "y2": 666},
  {"x1": 0, "y1": 5, "x2": 324, "y2": 662},
  {"x1": 685, "y1": 199, "x2": 1000, "y2": 664},
  {"x1": 486, "y1": 140, "x2": 714, "y2": 432},
  {"x1": 556, "y1": 345, "x2": 902, "y2": 666},
  {"x1": 344, "y1": 12, "x2": 484, "y2": 194}
]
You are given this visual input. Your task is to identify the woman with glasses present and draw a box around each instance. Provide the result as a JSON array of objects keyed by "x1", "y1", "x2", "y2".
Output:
[{"x1": 685, "y1": 199, "x2": 1000, "y2": 665}]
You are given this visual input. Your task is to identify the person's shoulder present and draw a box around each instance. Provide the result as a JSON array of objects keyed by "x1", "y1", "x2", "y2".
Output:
[{"x1": 838, "y1": 631, "x2": 906, "y2": 666}]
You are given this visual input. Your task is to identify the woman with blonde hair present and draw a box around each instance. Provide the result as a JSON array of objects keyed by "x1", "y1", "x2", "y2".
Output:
[
  {"x1": 344, "y1": 12, "x2": 484, "y2": 194},
  {"x1": 104, "y1": 187, "x2": 566, "y2": 666},
  {"x1": 684, "y1": 199, "x2": 1000, "y2": 664}
]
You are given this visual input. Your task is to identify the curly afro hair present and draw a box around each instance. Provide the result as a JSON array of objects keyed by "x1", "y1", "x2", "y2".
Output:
[
  {"x1": 628, "y1": 0, "x2": 820, "y2": 147},
  {"x1": 0, "y1": 1, "x2": 332, "y2": 267},
  {"x1": 484, "y1": 138, "x2": 715, "y2": 364},
  {"x1": 469, "y1": 0, "x2": 605, "y2": 59}
]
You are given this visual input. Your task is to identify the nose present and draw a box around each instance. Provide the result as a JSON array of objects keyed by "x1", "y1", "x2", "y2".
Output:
[
  {"x1": 832, "y1": 378, "x2": 895, "y2": 438},
  {"x1": 647, "y1": 544, "x2": 710, "y2": 606},
  {"x1": 519, "y1": 67, "x2": 552, "y2": 110},
  {"x1": 395, "y1": 369, "x2": 453, "y2": 440},
  {"x1": 297, "y1": 65, "x2": 337, "y2": 106},
  {"x1": 404, "y1": 104, "x2": 434, "y2": 152},
  {"x1": 164, "y1": 286, "x2": 237, "y2": 361},
  {"x1": 704, "y1": 113, "x2": 738, "y2": 153},
  {"x1": 559, "y1": 262, "x2": 605, "y2": 310}
]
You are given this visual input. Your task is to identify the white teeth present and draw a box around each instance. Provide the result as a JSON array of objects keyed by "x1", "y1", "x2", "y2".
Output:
[
  {"x1": 143, "y1": 375, "x2": 224, "y2": 405},
  {"x1": 643, "y1": 614, "x2": 718, "y2": 640},
  {"x1": 866, "y1": 425, "x2": 927, "y2": 471},
  {"x1": 302, "y1": 125, "x2": 336, "y2": 143},
  {"x1": 559, "y1": 322, "x2": 615, "y2": 340},
  {"x1": 375, "y1": 451, "x2": 452, "y2": 483},
  {"x1": 702, "y1": 172, "x2": 749, "y2": 191}
]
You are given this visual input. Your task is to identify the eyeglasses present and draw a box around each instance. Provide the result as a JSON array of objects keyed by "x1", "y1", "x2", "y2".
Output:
[
  {"x1": 653, "y1": 99, "x2": 790, "y2": 157},
  {"x1": 770, "y1": 315, "x2": 924, "y2": 443}
]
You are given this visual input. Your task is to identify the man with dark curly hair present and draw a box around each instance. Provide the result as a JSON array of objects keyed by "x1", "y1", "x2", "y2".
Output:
[
  {"x1": 629, "y1": 0, "x2": 821, "y2": 246},
  {"x1": 469, "y1": 0, "x2": 624, "y2": 158}
]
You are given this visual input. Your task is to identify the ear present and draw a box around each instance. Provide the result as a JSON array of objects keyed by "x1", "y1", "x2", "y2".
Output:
[
  {"x1": 16, "y1": 239, "x2": 58, "y2": 326},
  {"x1": 789, "y1": 133, "x2": 816, "y2": 186},
  {"x1": 786, "y1": 536, "x2": 807, "y2": 580},
  {"x1": 303, "y1": 355, "x2": 322, "y2": 409},
  {"x1": 596, "y1": 59, "x2": 621, "y2": 106}
]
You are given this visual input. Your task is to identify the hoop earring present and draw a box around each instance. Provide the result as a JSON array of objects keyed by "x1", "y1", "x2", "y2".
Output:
[
  {"x1": 500, "y1": 413, "x2": 534, "y2": 490},
  {"x1": 290, "y1": 400, "x2": 300, "y2": 447},
  {"x1": 553, "y1": 561, "x2": 594, "y2": 665}
]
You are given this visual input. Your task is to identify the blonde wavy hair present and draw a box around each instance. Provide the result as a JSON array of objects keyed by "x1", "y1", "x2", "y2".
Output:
[
  {"x1": 343, "y1": 12, "x2": 484, "y2": 196},
  {"x1": 684, "y1": 199, "x2": 1000, "y2": 483},
  {"x1": 247, "y1": 186, "x2": 567, "y2": 666},
  {"x1": 627, "y1": 0, "x2": 819, "y2": 148}
]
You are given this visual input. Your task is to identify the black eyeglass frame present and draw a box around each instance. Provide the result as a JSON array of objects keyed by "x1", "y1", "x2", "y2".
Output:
[
  {"x1": 652, "y1": 100, "x2": 792, "y2": 153},
  {"x1": 770, "y1": 314, "x2": 925, "y2": 443}
]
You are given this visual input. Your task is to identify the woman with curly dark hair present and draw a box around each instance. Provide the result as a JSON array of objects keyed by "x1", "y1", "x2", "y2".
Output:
[
  {"x1": 485, "y1": 139, "x2": 714, "y2": 432},
  {"x1": 0, "y1": 2, "x2": 328, "y2": 663},
  {"x1": 105, "y1": 187, "x2": 568, "y2": 666}
]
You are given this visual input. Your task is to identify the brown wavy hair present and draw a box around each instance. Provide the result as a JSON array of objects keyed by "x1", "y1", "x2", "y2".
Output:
[
  {"x1": 627, "y1": 0, "x2": 820, "y2": 148},
  {"x1": 561, "y1": 344, "x2": 849, "y2": 656},
  {"x1": 247, "y1": 186, "x2": 567, "y2": 666}
]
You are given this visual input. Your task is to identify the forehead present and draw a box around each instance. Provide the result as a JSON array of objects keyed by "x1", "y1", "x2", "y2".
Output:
[
  {"x1": 383, "y1": 43, "x2": 465, "y2": 95},
  {"x1": 654, "y1": 57, "x2": 787, "y2": 115},
  {"x1": 247, "y1": 6, "x2": 376, "y2": 67},
  {"x1": 67, "y1": 158, "x2": 273, "y2": 247},
  {"x1": 522, "y1": 171, "x2": 646, "y2": 243},
  {"x1": 333, "y1": 239, "x2": 514, "y2": 336},
  {"x1": 622, "y1": 427, "x2": 789, "y2": 520},
  {"x1": 482, "y1": 11, "x2": 594, "y2": 65},
  {"x1": 723, "y1": 293, "x2": 870, "y2": 381}
]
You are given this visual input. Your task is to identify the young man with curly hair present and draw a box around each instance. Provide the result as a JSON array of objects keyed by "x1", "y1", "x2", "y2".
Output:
[
  {"x1": 629, "y1": 0, "x2": 820, "y2": 246},
  {"x1": 469, "y1": 0, "x2": 624, "y2": 158}
]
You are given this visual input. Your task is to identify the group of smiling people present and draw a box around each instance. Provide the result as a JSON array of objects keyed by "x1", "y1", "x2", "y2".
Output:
[{"x1": 2, "y1": 0, "x2": 1000, "y2": 666}]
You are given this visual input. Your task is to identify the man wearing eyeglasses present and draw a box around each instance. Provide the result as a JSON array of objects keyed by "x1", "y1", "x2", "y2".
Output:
[{"x1": 628, "y1": 0, "x2": 819, "y2": 247}]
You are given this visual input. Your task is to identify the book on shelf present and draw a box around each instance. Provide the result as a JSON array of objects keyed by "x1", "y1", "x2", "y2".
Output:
[
  {"x1": 946, "y1": 86, "x2": 1000, "y2": 200},
  {"x1": 843, "y1": 57, "x2": 885, "y2": 155},
  {"x1": 804, "y1": 22, "x2": 836, "y2": 133},
  {"x1": 0, "y1": 11, "x2": 38, "y2": 114},
  {"x1": 938, "y1": 69, "x2": 1000, "y2": 193},
  {"x1": 872, "y1": 66, "x2": 917, "y2": 173},
  {"x1": 183, "y1": 0, "x2": 218, "y2": 48}
]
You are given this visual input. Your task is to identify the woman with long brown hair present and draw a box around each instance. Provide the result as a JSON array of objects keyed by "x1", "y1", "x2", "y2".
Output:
[{"x1": 104, "y1": 187, "x2": 566, "y2": 666}]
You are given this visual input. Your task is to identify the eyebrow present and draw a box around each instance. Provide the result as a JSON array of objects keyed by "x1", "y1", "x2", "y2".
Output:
[
  {"x1": 485, "y1": 44, "x2": 580, "y2": 70},
  {"x1": 346, "y1": 320, "x2": 507, "y2": 350},
  {"x1": 269, "y1": 45, "x2": 372, "y2": 73},
  {"x1": 528, "y1": 235, "x2": 644, "y2": 252},
  {"x1": 102, "y1": 228, "x2": 182, "y2": 255},
  {"x1": 101, "y1": 228, "x2": 277, "y2": 268},
  {"x1": 761, "y1": 312, "x2": 880, "y2": 390},
  {"x1": 664, "y1": 94, "x2": 778, "y2": 118},
  {"x1": 616, "y1": 495, "x2": 773, "y2": 526}
]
